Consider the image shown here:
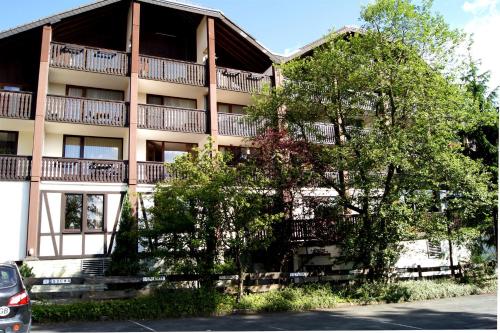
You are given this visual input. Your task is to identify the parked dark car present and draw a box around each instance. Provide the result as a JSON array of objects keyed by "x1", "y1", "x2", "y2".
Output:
[{"x1": 0, "y1": 263, "x2": 31, "y2": 333}]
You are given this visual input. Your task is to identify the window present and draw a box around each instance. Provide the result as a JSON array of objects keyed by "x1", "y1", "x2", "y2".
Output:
[
  {"x1": 219, "y1": 145, "x2": 258, "y2": 166},
  {"x1": 0, "y1": 266, "x2": 17, "y2": 289},
  {"x1": 427, "y1": 241, "x2": 443, "y2": 259},
  {"x1": 217, "y1": 103, "x2": 245, "y2": 114},
  {"x1": 0, "y1": 131, "x2": 18, "y2": 155},
  {"x1": 67, "y1": 85, "x2": 124, "y2": 101},
  {"x1": 146, "y1": 141, "x2": 195, "y2": 163},
  {"x1": 147, "y1": 94, "x2": 197, "y2": 109},
  {"x1": 64, "y1": 136, "x2": 123, "y2": 160},
  {"x1": 63, "y1": 193, "x2": 105, "y2": 232}
]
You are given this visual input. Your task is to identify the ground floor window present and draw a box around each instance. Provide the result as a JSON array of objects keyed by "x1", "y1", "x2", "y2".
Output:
[
  {"x1": 0, "y1": 131, "x2": 18, "y2": 155},
  {"x1": 63, "y1": 193, "x2": 105, "y2": 233}
]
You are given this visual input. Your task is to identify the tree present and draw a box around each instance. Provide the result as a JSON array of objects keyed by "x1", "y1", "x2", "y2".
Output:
[
  {"x1": 145, "y1": 141, "x2": 280, "y2": 297},
  {"x1": 248, "y1": 0, "x2": 494, "y2": 280},
  {"x1": 107, "y1": 194, "x2": 141, "y2": 276},
  {"x1": 460, "y1": 55, "x2": 498, "y2": 251}
]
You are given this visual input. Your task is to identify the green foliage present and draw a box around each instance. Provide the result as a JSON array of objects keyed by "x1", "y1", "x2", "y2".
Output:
[
  {"x1": 32, "y1": 279, "x2": 496, "y2": 323},
  {"x1": 145, "y1": 139, "x2": 281, "y2": 289},
  {"x1": 107, "y1": 195, "x2": 141, "y2": 276},
  {"x1": 247, "y1": 0, "x2": 495, "y2": 279},
  {"x1": 19, "y1": 264, "x2": 34, "y2": 278},
  {"x1": 32, "y1": 288, "x2": 235, "y2": 323}
]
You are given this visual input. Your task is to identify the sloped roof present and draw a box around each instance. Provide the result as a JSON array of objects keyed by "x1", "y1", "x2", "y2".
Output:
[
  {"x1": 0, "y1": 0, "x2": 281, "y2": 63},
  {"x1": 282, "y1": 25, "x2": 362, "y2": 63}
]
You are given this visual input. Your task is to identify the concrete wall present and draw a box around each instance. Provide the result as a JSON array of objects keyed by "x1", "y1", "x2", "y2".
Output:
[{"x1": 0, "y1": 181, "x2": 30, "y2": 261}]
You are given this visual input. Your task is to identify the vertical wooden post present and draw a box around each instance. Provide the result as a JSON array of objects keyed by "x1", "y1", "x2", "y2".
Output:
[
  {"x1": 26, "y1": 25, "x2": 52, "y2": 258},
  {"x1": 128, "y1": 1, "x2": 140, "y2": 214},
  {"x1": 207, "y1": 17, "x2": 218, "y2": 149},
  {"x1": 417, "y1": 265, "x2": 422, "y2": 280}
]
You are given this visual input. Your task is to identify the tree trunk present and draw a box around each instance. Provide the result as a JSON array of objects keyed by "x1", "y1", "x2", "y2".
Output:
[{"x1": 446, "y1": 219, "x2": 456, "y2": 278}]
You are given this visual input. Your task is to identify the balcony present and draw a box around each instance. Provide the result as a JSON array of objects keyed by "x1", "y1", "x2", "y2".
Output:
[
  {"x1": 46, "y1": 95, "x2": 127, "y2": 127},
  {"x1": 0, "y1": 90, "x2": 32, "y2": 119},
  {"x1": 290, "y1": 215, "x2": 360, "y2": 242},
  {"x1": 50, "y1": 42, "x2": 129, "y2": 76},
  {"x1": 139, "y1": 55, "x2": 206, "y2": 86},
  {"x1": 218, "y1": 113, "x2": 262, "y2": 137},
  {"x1": 138, "y1": 161, "x2": 171, "y2": 184},
  {"x1": 41, "y1": 157, "x2": 127, "y2": 183},
  {"x1": 216, "y1": 67, "x2": 272, "y2": 93},
  {"x1": 0, "y1": 155, "x2": 32, "y2": 181},
  {"x1": 307, "y1": 123, "x2": 336, "y2": 144},
  {"x1": 138, "y1": 104, "x2": 206, "y2": 133}
]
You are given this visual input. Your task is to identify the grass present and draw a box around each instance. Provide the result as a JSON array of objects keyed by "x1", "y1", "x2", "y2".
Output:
[{"x1": 32, "y1": 278, "x2": 497, "y2": 323}]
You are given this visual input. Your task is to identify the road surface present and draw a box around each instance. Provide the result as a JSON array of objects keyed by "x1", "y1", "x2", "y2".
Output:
[{"x1": 34, "y1": 294, "x2": 497, "y2": 331}]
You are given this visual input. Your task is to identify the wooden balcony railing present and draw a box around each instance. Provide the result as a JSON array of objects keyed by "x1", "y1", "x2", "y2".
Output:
[
  {"x1": 41, "y1": 157, "x2": 127, "y2": 183},
  {"x1": 307, "y1": 122, "x2": 336, "y2": 144},
  {"x1": 290, "y1": 215, "x2": 360, "y2": 242},
  {"x1": 46, "y1": 95, "x2": 127, "y2": 127},
  {"x1": 139, "y1": 55, "x2": 206, "y2": 86},
  {"x1": 0, "y1": 155, "x2": 32, "y2": 181},
  {"x1": 0, "y1": 90, "x2": 32, "y2": 119},
  {"x1": 217, "y1": 67, "x2": 272, "y2": 93},
  {"x1": 138, "y1": 161, "x2": 171, "y2": 184},
  {"x1": 218, "y1": 113, "x2": 263, "y2": 137},
  {"x1": 138, "y1": 104, "x2": 206, "y2": 133},
  {"x1": 50, "y1": 42, "x2": 128, "y2": 76}
]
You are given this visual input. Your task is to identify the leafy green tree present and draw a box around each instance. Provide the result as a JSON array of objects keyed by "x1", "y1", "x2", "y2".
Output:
[
  {"x1": 107, "y1": 194, "x2": 141, "y2": 276},
  {"x1": 248, "y1": 0, "x2": 494, "y2": 280},
  {"x1": 460, "y1": 55, "x2": 498, "y2": 250},
  {"x1": 146, "y1": 141, "x2": 280, "y2": 297}
]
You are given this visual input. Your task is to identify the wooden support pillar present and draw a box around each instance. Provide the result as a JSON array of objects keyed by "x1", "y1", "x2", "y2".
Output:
[
  {"x1": 128, "y1": 1, "x2": 140, "y2": 214},
  {"x1": 26, "y1": 25, "x2": 52, "y2": 258},
  {"x1": 207, "y1": 17, "x2": 218, "y2": 149}
]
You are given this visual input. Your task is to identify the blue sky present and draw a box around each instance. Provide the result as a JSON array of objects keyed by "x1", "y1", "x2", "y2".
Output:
[{"x1": 0, "y1": 0, "x2": 498, "y2": 88}]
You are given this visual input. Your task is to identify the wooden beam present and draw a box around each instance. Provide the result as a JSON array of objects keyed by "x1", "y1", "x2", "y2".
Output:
[
  {"x1": 207, "y1": 17, "x2": 218, "y2": 148},
  {"x1": 128, "y1": 1, "x2": 140, "y2": 215},
  {"x1": 26, "y1": 25, "x2": 51, "y2": 258}
]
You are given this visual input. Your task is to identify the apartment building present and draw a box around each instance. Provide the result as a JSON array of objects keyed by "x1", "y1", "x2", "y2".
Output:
[{"x1": 0, "y1": 0, "x2": 465, "y2": 276}]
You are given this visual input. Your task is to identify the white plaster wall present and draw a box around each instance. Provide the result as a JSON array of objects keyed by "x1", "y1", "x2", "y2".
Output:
[
  {"x1": 396, "y1": 239, "x2": 470, "y2": 268},
  {"x1": 196, "y1": 17, "x2": 208, "y2": 64},
  {"x1": 17, "y1": 131, "x2": 34, "y2": 155},
  {"x1": 26, "y1": 259, "x2": 83, "y2": 277},
  {"x1": 48, "y1": 83, "x2": 66, "y2": 96},
  {"x1": 293, "y1": 239, "x2": 471, "y2": 272},
  {"x1": 43, "y1": 132, "x2": 64, "y2": 157},
  {"x1": 0, "y1": 182, "x2": 30, "y2": 261}
]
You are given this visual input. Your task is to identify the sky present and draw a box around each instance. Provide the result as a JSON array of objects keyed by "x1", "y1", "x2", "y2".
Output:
[{"x1": 0, "y1": 0, "x2": 498, "y2": 90}]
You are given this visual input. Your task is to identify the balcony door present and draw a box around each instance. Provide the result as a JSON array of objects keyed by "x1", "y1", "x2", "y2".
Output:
[
  {"x1": 146, "y1": 141, "x2": 195, "y2": 163},
  {"x1": 64, "y1": 136, "x2": 123, "y2": 160}
]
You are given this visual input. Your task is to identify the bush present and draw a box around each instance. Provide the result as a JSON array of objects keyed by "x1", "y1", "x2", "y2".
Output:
[
  {"x1": 32, "y1": 279, "x2": 496, "y2": 323},
  {"x1": 33, "y1": 288, "x2": 234, "y2": 323}
]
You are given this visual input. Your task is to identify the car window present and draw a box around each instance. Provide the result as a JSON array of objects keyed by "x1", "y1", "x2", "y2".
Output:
[{"x1": 0, "y1": 266, "x2": 17, "y2": 289}]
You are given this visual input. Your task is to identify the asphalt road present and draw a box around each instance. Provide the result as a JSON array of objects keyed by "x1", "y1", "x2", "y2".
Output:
[{"x1": 33, "y1": 294, "x2": 497, "y2": 331}]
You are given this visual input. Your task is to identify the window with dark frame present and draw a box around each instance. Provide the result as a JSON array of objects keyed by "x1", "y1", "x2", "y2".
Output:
[
  {"x1": 146, "y1": 94, "x2": 197, "y2": 109},
  {"x1": 63, "y1": 193, "x2": 105, "y2": 233},
  {"x1": 427, "y1": 240, "x2": 443, "y2": 259},
  {"x1": 146, "y1": 141, "x2": 196, "y2": 163},
  {"x1": 66, "y1": 85, "x2": 124, "y2": 101},
  {"x1": 217, "y1": 103, "x2": 245, "y2": 114},
  {"x1": 63, "y1": 136, "x2": 123, "y2": 160},
  {"x1": 0, "y1": 131, "x2": 18, "y2": 155}
]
